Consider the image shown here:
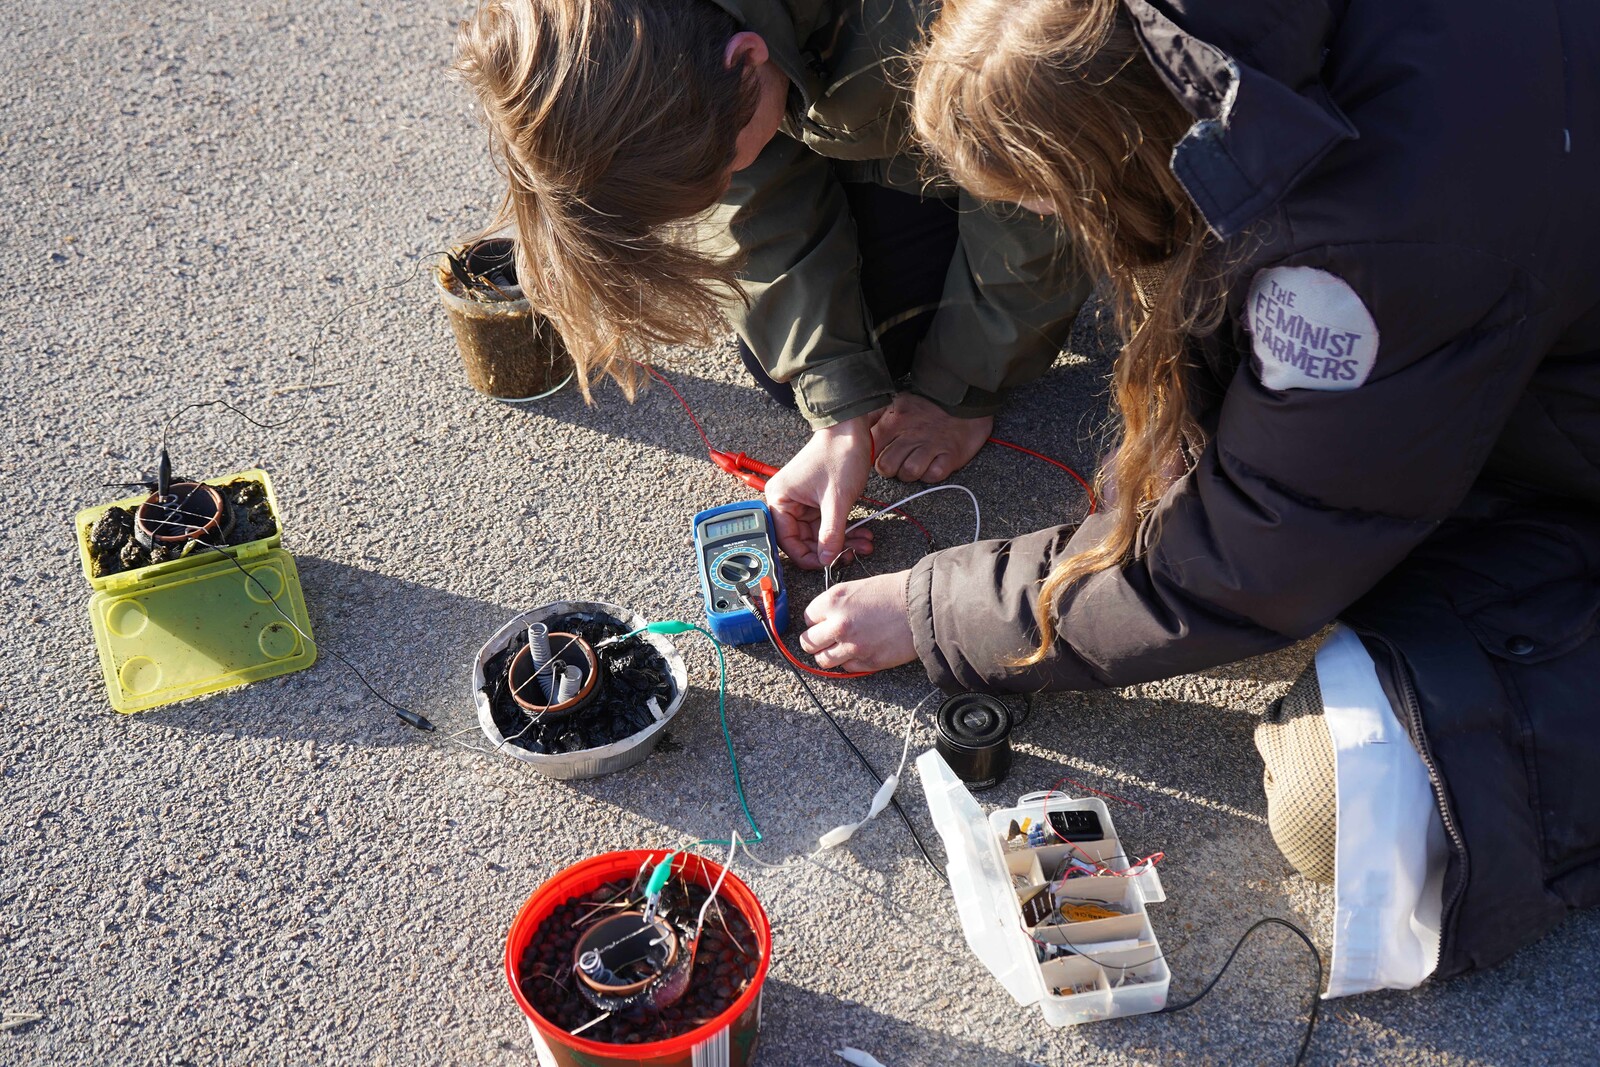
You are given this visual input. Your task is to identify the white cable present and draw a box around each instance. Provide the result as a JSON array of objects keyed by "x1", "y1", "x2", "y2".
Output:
[
  {"x1": 825, "y1": 484, "x2": 982, "y2": 589},
  {"x1": 693, "y1": 836, "x2": 740, "y2": 942},
  {"x1": 817, "y1": 690, "x2": 939, "y2": 849}
]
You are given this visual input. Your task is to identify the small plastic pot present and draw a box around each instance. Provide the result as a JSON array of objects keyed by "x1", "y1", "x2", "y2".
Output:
[
  {"x1": 507, "y1": 850, "x2": 771, "y2": 1067},
  {"x1": 507, "y1": 632, "x2": 599, "y2": 718},
  {"x1": 134, "y1": 482, "x2": 226, "y2": 546},
  {"x1": 436, "y1": 237, "x2": 573, "y2": 403}
]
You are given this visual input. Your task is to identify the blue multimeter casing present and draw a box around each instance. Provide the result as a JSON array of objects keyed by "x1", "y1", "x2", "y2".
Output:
[{"x1": 692, "y1": 500, "x2": 788, "y2": 645}]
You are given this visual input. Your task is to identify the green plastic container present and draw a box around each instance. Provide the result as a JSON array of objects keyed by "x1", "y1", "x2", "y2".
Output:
[{"x1": 74, "y1": 468, "x2": 316, "y2": 714}]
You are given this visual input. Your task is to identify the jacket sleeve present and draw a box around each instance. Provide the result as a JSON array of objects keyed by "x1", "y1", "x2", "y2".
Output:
[
  {"x1": 706, "y1": 133, "x2": 895, "y2": 428},
  {"x1": 909, "y1": 243, "x2": 1547, "y2": 692},
  {"x1": 908, "y1": 194, "x2": 1093, "y2": 418}
]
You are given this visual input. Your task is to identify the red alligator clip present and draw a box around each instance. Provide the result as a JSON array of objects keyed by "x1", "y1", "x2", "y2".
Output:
[{"x1": 709, "y1": 449, "x2": 780, "y2": 492}]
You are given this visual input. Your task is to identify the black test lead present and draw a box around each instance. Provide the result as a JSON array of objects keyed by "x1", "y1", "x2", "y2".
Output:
[
  {"x1": 736, "y1": 584, "x2": 948, "y2": 883},
  {"x1": 138, "y1": 421, "x2": 435, "y2": 732}
]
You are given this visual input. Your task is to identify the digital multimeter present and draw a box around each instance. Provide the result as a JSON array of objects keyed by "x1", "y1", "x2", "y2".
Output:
[{"x1": 692, "y1": 500, "x2": 788, "y2": 645}]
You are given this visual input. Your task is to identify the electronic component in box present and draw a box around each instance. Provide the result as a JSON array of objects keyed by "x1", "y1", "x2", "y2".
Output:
[{"x1": 919, "y1": 750, "x2": 1170, "y2": 1027}]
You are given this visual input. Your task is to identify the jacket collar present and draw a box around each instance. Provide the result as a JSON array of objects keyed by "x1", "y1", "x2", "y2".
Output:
[
  {"x1": 709, "y1": 0, "x2": 827, "y2": 112},
  {"x1": 1125, "y1": 0, "x2": 1358, "y2": 238}
]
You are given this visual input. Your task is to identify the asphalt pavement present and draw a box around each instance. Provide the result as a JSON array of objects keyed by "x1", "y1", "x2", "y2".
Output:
[{"x1": 3, "y1": 1, "x2": 1597, "y2": 1064}]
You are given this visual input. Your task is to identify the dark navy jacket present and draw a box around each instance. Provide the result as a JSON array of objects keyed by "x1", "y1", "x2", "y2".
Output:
[{"x1": 909, "y1": 0, "x2": 1600, "y2": 976}]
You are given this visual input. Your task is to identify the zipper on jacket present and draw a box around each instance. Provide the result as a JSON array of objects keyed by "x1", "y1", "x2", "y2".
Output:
[{"x1": 1351, "y1": 626, "x2": 1469, "y2": 976}]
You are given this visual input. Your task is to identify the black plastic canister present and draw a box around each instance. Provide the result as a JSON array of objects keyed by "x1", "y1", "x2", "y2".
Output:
[{"x1": 935, "y1": 694, "x2": 1013, "y2": 791}]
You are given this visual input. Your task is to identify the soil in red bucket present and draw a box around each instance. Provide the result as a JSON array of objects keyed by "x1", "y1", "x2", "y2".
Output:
[
  {"x1": 481, "y1": 611, "x2": 673, "y2": 753},
  {"x1": 86, "y1": 476, "x2": 279, "y2": 578},
  {"x1": 519, "y1": 876, "x2": 759, "y2": 1043}
]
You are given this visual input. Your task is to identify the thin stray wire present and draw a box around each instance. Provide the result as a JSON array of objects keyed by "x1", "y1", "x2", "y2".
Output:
[
  {"x1": 198, "y1": 538, "x2": 434, "y2": 731},
  {"x1": 692, "y1": 837, "x2": 739, "y2": 942},
  {"x1": 155, "y1": 255, "x2": 446, "y2": 457},
  {"x1": 1162, "y1": 917, "x2": 1322, "y2": 1067},
  {"x1": 825, "y1": 483, "x2": 981, "y2": 589}
]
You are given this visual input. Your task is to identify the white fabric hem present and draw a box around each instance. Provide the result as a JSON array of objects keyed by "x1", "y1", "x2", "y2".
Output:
[{"x1": 1319, "y1": 624, "x2": 1448, "y2": 998}]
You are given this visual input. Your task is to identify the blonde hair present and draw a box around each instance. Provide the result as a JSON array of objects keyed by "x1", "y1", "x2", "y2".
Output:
[
  {"x1": 912, "y1": 0, "x2": 1232, "y2": 665},
  {"x1": 455, "y1": 0, "x2": 758, "y2": 400}
]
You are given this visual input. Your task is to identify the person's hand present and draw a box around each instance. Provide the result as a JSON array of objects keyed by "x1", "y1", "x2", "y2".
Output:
[
  {"x1": 798, "y1": 570, "x2": 917, "y2": 672},
  {"x1": 871, "y1": 392, "x2": 993, "y2": 483},
  {"x1": 765, "y1": 414, "x2": 878, "y2": 569}
]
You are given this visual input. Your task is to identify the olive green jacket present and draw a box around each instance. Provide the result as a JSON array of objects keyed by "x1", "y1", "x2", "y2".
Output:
[{"x1": 705, "y1": 0, "x2": 1091, "y2": 428}]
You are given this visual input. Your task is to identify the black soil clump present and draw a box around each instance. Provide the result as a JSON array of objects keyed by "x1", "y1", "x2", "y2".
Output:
[
  {"x1": 519, "y1": 875, "x2": 759, "y2": 1043},
  {"x1": 483, "y1": 611, "x2": 674, "y2": 754},
  {"x1": 85, "y1": 476, "x2": 279, "y2": 579}
]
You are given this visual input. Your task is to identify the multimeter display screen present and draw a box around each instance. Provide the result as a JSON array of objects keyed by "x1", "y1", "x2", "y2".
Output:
[{"x1": 705, "y1": 513, "x2": 760, "y2": 540}]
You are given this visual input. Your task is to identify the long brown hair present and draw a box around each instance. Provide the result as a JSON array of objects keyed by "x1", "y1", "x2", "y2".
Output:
[
  {"x1": 454, "y1": 0, "x2": 758, "y2": 401},
  {"x1": 912, "y1": 0, "x2": 1231, "y2": 664}
]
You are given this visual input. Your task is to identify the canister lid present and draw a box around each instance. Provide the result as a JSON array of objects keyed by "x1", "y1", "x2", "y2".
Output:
[
  {"x1": 88, "y1": 548, "x2": 316, "y2": 713},
  {"x1": 916, "y1": 749, "x2": 1043, "y2": 1006}
]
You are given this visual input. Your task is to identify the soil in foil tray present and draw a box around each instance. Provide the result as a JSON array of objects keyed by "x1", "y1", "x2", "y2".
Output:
[
  {"x1": 518, "y1": 874, "x2": 760, "y2": 1043},
  {"x1": 86, "y1": 476, "x2": 279, "y2": 579},
  {"x1": 482, "y1": 611, "x2": 674, "y2": 753}
]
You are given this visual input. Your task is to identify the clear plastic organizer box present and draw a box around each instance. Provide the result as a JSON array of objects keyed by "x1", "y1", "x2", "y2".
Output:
[{"x1": 919, "y1": 750, "x2": 1169, "y2": 1027}]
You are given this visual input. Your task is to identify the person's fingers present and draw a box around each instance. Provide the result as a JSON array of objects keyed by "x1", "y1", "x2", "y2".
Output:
[
  {"x1": 797, "y1": 617, "x2": 841, "y2": 655},
  {"x1": 802, "y1": 588, "x2": 842, "y2": 626},
  {"x1": 921, "y1": 448, "x2": 955, "y2": 484},
  {"x1": 768, "y1": 501, "x2": 821, "y2": 569},
  {"x1": 897, "y1": 444, "x2": 936, "y2": 483},
  {"x1": 816, "y1": 486, "x2": 851, "y2": 566},
  {"x1": 813, "y1": 642, "x2": 859, "y2": 670}
]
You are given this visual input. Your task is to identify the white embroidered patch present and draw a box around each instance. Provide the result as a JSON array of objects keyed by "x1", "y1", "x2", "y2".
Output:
[{"x1": 1246, "y1": 266, "x2": 1379, "y2": 391}]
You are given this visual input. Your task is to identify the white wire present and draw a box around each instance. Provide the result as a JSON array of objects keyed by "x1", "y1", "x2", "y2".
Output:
[
  {"x1": 817, "y1": 689, "x2": 939, "y2": 849},
  {"x1": 693, "y1": 836, "x2": 740, "y2": 941},
  {"x1": 891, "y1": 689, "x2": 940, "y2": 780},
  {"x1": 696, "y1": 688, "x2": 940, "y2": 871},
  {"x1": 825, "y1": 483, "x2": 982, "y2": 589}
]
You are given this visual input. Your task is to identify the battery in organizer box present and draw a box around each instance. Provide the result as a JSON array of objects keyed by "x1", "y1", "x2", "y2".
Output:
[
  {"x1": 72, "y1": 468, "x2": 316, "y2": 714},
  {"x1": 919, "y1": 750, "x2": 1169, "y2": 1027}
]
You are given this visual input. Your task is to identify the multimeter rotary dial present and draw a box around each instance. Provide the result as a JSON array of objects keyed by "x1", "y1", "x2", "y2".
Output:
[{"x1": 708, "y1": 546, "x2": 773, "y2": 592}]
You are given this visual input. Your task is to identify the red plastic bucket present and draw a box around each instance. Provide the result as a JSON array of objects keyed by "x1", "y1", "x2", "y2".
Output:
[{"x1": 506, "y1": 850, "x2": 772, "y2": 1067}]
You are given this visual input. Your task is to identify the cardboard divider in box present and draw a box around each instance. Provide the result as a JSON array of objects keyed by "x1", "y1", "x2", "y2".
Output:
[
  {"x1": 73, "y1": 468, "x2": 317, "y2": 714},
  {"x1": 1040, "y1": 956, "x2": 1108, "y2": 1000},
  {"x1": 919, "y1": 750, "x2": 1169, "y2": 1028}
]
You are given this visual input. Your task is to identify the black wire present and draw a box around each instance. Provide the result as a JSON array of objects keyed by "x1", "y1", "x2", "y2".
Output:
[
  {"x1": 160, "y1": 399, "x2": 297, "y2": 455},
  {"x1": 742, "y1": 594, "x2": 948, "y2": 884},
  {"x1": 201, "y1": 538, "x2": 435, "y2": 732},
  {"x1": 1160, "y1": 916, "x2": 1322, "y2": 1066},
  {"x1": 136, "y1": 254, "x2": 452, "y2": 731}
]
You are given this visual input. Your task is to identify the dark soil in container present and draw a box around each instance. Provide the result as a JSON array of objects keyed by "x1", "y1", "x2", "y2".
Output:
[
  {"x1": 86, "y1": 476, "x2": 279, "y2": 579},
  {"x1": 482, "y1": 611, "x2": 674, "y2": 753},
  {"x1": 519, "y1": 875, "x2": 759, "y2": 1043},
  {"x1": 447, "y1": 236, "x2": 519, "y2": 295},
  {"x1": 437, "y1": 238, "x2": 571, "y2": 400}
]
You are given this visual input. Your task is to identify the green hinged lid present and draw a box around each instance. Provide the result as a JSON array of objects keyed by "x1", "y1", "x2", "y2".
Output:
[{"x1": 87, "y1": 547, "x2": 317, "y2": 714}]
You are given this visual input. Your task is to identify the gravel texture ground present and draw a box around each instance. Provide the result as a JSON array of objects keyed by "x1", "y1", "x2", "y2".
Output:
[{"x1": 3, "y1": 1, "x2": 1598, "y2": 1064}]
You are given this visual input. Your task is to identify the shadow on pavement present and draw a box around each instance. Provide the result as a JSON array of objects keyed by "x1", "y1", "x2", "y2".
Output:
[
  {"x1": 150, "y1": 556, "x2": 518, "y2": 748},
  {"x1": 757, "y1": 978, "x2": 1045, "y2": 1067}
]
